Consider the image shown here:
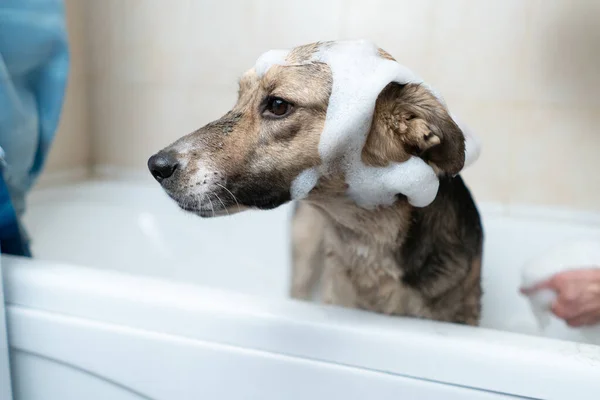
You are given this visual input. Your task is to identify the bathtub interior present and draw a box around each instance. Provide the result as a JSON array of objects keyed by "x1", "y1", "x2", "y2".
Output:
[{"x1": 19, "y1": 179, "x2": 600, "y2": 345}]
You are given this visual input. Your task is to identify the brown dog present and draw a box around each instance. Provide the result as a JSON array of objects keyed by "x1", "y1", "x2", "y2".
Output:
[{"x1": 148, "y1": 42, "x2": 484, "y2": 325}]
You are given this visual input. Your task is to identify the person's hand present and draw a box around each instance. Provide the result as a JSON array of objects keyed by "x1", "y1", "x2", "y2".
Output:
[{"x1": 521, "y1": 268, "x2": 600, "y2": 327}]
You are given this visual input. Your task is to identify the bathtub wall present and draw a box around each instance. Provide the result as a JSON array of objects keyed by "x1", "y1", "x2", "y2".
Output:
[{"x1": 48, "y1": 0, "x2": 600, "y2": 211}]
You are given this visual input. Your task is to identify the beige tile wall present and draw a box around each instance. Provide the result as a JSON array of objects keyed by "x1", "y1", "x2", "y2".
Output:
[
  {"x1": 76, "y1": 0, "x2": 600, "y2": 210},
  {"x1": 44, "y1": 0, "x2": 90, "y2": 175}
]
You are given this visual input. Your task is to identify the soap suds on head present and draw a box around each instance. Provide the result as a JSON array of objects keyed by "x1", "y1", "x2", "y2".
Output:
[
  {"x1": 310, "y1": 40, "x2": 438, "y2": 207},
  {"x1": 255, "y1": 49, "x2": 290, "y2": 77},
  {"x1": 255, "y1": 40, "x2": 481, "y2": 207}
]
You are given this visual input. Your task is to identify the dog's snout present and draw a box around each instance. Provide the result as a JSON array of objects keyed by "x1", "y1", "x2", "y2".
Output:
[{"x1": 148, "y1": 152, "x2": 179, "y2": 182}]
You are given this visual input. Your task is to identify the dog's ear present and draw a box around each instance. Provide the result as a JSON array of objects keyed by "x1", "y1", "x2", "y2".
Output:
[{"x1": 364, "y1": 83, "x2": 465, "y2": 176}]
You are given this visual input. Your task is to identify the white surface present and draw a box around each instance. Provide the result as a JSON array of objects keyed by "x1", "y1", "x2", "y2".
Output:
[
  {"x1": 3, "y1": 256, "x2": 597, "y2": 400},
  {"x1": 20, "y1": 180, "x2": 600, "y2": 344},
  {"x1": 24, "y1": 180, "x2": 292, "y2": 298},
  {"x1": 0, "y1": 259, "x2": 13, "y2": 400},
  {"x1": 7, "y1": 305, "x2": 519, "y2": 400},
  {"x1": 2, "y1": 179, "x2": 600, "y2": 399}
]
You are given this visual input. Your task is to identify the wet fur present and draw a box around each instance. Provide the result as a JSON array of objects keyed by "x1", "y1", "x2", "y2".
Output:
[
  {"x1": 292, "y1": 177, "x2": 483, "y2": 325},
  {"x1": 151, "y1": 42, "x2": 484, "y2": 325}
]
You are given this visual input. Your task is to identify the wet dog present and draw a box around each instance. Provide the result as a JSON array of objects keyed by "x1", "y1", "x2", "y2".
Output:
[{"x1": 148, "y1": 41, "x2": 483, "y2": 325}]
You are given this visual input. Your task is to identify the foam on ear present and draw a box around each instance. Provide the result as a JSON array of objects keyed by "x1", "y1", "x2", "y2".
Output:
[
  {"x1": 310, "y1": 40, "x2": 438, "y2": 207},
  {"x1": 254, "y1": 40, "x2": 481, "y2": 208},
  {"x1": 346, "y1": 157, "x2": 440, "y2": 208}
]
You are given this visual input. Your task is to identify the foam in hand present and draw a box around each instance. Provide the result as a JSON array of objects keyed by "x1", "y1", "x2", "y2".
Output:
[{"x1": 521, "y1": 238, "x2": 600, "y2": 337}]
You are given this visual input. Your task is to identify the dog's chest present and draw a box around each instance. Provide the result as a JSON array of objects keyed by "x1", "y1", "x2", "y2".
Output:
[
  {"x1": 338, "y1": 241, "x2": 400, "y2": 279},
  {"x1": 325, "y1": 229, "x2": 427, "y2": 315}
]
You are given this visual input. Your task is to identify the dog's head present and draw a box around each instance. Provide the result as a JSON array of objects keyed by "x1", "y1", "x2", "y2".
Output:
[{"x1": 148, "y1": 42, "x2": 466, "y2": 217}]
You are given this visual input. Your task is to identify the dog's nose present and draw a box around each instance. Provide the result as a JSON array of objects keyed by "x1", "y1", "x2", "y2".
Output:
[{"x1": 148, "y1": 152, "x2": 178, "y2": 182}]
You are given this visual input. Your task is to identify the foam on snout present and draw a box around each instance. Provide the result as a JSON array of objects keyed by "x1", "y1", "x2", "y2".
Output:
[{"x1": 253, "y1": 40, "x2": 481, "y2": 207}]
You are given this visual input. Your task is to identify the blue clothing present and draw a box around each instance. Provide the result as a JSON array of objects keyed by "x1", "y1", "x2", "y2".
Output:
[{"x1": 0, "y1": 0, "x2": 69, "y2": 256}]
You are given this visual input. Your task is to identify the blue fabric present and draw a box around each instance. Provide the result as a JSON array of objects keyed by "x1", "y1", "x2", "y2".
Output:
[
  {"x1": 0, "y1": 173, "x2": 31, "y2": 257},
  {"x1": 0, "y1": 0, "x2": 69, "y2": 256}
]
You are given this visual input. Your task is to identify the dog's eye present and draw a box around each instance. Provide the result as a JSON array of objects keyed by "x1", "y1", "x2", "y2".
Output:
[{"x1": 264, "y1": 97, "x2": 292, "y2": 117}]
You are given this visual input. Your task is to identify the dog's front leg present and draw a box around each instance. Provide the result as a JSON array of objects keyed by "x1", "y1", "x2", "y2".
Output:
[{"x1": 290, "y1": 202, "x2": 327, "y2": 301}]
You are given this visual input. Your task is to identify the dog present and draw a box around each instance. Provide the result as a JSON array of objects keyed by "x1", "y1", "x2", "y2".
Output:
[{"x1": 148, "y1": 41, "x2": 484, "y2": 326}]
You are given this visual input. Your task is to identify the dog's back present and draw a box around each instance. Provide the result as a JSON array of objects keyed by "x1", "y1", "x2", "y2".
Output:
[{"x1": 291, "y1": 175, "x2": 483, "y2": 326}]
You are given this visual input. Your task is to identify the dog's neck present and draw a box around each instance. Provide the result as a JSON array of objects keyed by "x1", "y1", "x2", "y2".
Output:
[{"x1": 306, "y1": 196, "x2": 412, "y2": 247}]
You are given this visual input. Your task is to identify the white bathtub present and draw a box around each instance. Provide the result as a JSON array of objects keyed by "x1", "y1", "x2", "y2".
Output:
[{"x1": 2, "y1": 179, "x2": 600, "y2": 399}]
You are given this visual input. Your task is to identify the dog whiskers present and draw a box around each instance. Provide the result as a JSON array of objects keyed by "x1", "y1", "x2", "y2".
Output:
[
  {"x1": 216, "y1": 183, "x2": 241, "y2": 211},
  {"x1": 212, "y1": 192, "x2": 229, "y2": 216},
  {"x1": 207, "y1": 194, "x2": 215, "y2": 218}
]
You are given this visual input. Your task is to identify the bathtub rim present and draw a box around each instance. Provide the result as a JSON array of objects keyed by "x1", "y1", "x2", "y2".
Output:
[{"x1": 3, "y1": 255, "x2": 600, "y2": 400}]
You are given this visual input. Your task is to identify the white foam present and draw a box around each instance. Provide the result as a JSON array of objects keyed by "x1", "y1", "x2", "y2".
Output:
[
  {"x1": 290, "y1": 167, "x2": 319, "y2": 200},
  {"x1": 254, "y1": 49, "x2": 290, "y2": 78},
  {"x1": 347, "y1": 157, "x2": 439, "y2": 208},
  {"x1": 309, "y1": 40, "x2": 436, "y2": 207},
  {"x1": 521, "y1": 238, "x2": 600, "y2": 331},
  {"x1": 255, "y1": 40, "x2": 481, "y2": 207}
]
